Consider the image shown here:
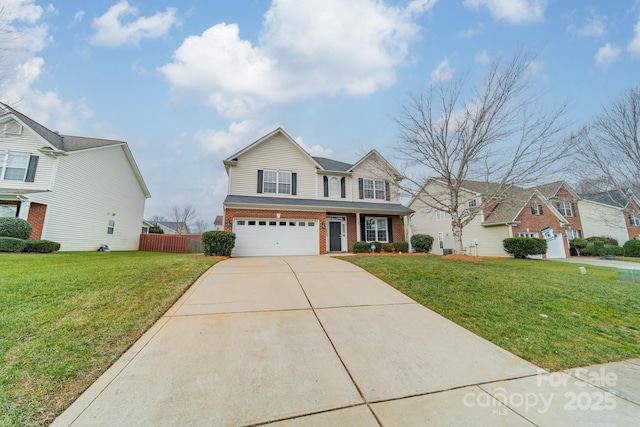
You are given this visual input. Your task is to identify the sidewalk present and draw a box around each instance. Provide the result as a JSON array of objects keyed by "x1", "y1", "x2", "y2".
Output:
[{"x1": 53, "y1": 256, "x2": 640, "y2": 426}]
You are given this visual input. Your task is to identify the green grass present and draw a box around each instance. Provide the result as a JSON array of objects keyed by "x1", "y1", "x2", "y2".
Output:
[
  {"x1": 342, "y1": 255, "x2": 640, "y2": 372},
  {"x1": 0, "y1": 251, "x2": 220, "y2": 427}
]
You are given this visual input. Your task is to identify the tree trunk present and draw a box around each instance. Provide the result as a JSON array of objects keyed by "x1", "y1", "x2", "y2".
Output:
[{"x1": 450, "y1": 213, "x2": 464, "y2": 254}]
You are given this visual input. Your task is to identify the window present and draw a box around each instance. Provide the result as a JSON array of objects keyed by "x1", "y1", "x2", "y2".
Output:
[
  {"x1": 365, "y1": 217, "x2": 388, "y2": 242},
  {"x1": 566, "y1": 229, "x2": 581, "y2": 241},
  {"x1": 630, "y1": 214, "x2": 640, "y2": 226},
  {"x1": 329, "y1": 177, "x2": 340, "y2": 198},
  {"x1": 531, "y1": 204, "x2": 543, "y2": 215},
  {"x1": 467, "y1": 198, "x2": 477, "y2": 209},
  {"x1": 517, "y1": 232, "x2": 539, "y2": 238},
  {"x1": 237, "y1": 220, "x2": 245, "y2": 226},
  {"x1": 1, "y1": 152, "x2": 29, "y2": 181},
  {"x1": 258, "y1": 221, "x2": 266, "y2": 226},
  {"x1": 0, "y1": 204, "x2": 17, "y2": 217},
  {"x1": 269, "y1": 221, "x2": 276, "y2": 226},
  {"x1": 362, "y1": 178, "x2": 386, "y2": 200},
  {"x1": 438, "y1": 232, "x2": 444, "y2": 249},
  {"x1": 556, "y1": 201, "x2": 574, "y2": 217},
  {"x1": 263, "y1": 170, "x2": 292, "y2": 194},
  {"x1": 436, "y1": 210, "x2": 442, "y2": 221},
  {"x1": 308, "y1": 222, "x2": 315, "y2": 227},
  {"x1": 107, "y1": 220, "x2": 115, "y2": 235}
]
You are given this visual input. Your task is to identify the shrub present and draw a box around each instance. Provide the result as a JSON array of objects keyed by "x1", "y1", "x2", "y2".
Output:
[
  {"x1": 0, "y1": 237, "x2": 27, "y2": 252},
  {"x1": 623, "y1": 240, "x2": 640, "y2": 257},
  {"x1": 411, "y1": 234, "x2": 434, "y2": 253},
  {"x1": 593, "y1": 241, "x2": 605, "y2": 256},
  {"x1": 604, "y1": 244, "x2": 624, "y2": 257},
  {"x1": 22, "y1": 240, "x2": 61, "y2": 253},
  {"x1": 585, "y1": 236, "x2": 604, "y2": 242},
  {"x1": 503, "y1": 237, "x2": 547, "y2": 259},
  {"x1": 393, "y1": 241, "x2": 409, "y2": 253},
  {"x1": 381, "y1": 243, "x2": 395, "y2": 253},
  {"x1": 202, "y1": 231, "x2": 235, "y2": 256},
  {"x1": 0, "y1": 217, "x2": 32, "y2": 240},
  {"x1": 370, "y1": 242, "x2": 382, "y2": 253},
  {"x1": 569, "y1": 238, "x2": 588, "y2": 256},
  {"x1": 581, "y1": 242, "x2": 596, "y2": 256},
  {"x1": 353, "y1": 241, "x2": 369, "y2": 253},
  {"x1": 148, "y1": 224, "x2": 164, "y2": 234}
]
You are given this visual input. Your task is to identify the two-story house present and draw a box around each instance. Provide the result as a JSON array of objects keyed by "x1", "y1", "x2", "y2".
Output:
[
  {"x1": 0, "y1": 103, "x2": 150, "y2": 251},
  {"x1": 580, "y1": 189, "x2": 640, "y2": 243},
  {"x1": 222, "y1": 128, "x2": 413, "y2": 256}
]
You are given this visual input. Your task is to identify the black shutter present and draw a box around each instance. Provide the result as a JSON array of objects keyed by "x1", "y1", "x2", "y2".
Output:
[
  {"x1": 360, "y1": 218, "x2": 366, "y2": 242},
  {"x1": 340, "y1": 177, "x2": 346, "y2": 198},
  {"x1": 385, "y1": 181, "x2": 390, "y2": 201},
  {"x1": 539, "y1": 205, "x2": 544, "y2": 215},
  {"x1": 358, "y1": 178, "x2": 364, "y2": 199},
  {"x1": 387, "y1": 217, "x2": 394, "y2": 243},
  {"x1": 323, "y1": 176, "x2": 329, "y2": 197},
  {"x1": 571, "y1": 203, "x2": 577, "y2": 217},
  {"x1": 257, "y1": 170, "x2": 263, "y2": 193},
  {"x1": 292, "y1": 173, "x2": 297, "y2": 195},
  {"x1": 531, "y1": 206, "x2": 535, "y2": 215},
  {"x1": 25, "y1": 155, "x2": 39, "y2": 182}
]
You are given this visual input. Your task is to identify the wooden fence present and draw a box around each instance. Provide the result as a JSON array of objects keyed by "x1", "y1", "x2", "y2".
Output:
[{"x1": 139, "y1": 234, "x2": 202, "y2": 254}]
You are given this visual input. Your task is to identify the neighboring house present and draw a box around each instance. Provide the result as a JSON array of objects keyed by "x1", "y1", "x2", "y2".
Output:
[
  {"x1": 222, "y1": 128, "x2": 413, "y2": 256},
  {"x1": 213, "y1": 215, "x2": 223, "y2": 230},
  {"x1": 580, "y1": 189, "x2": 640, "y2": 242},
  {"x1": 0, "y1": 104, "x2": 150, "y2": 251},
  {"x1": 409, "y1": 180, "x2": 583, "y2": 258},
  {"x1": 153, "y1": 221, "x2": 190, "y2": 235}
]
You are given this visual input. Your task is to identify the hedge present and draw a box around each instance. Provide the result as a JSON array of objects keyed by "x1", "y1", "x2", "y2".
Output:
[
  {"x1": 202, "y1": 231, "x2": 236, "y2": 256},
  {"x1": 411, "y1": 234, "x2": 434, "y2": 253},
  {"x1": 393, "y1": 241, "x2": 409, "y2": 253},
  {"x1": 604, "y1": 245, "x2": 624, "y2": 256},
  {"x1": 0, "y1": 217, "x2": 32, "y2": 240},
  {"x1": 623, "y1": 240, "x2": 640, "y2": 257},
  {"x1": 0, "y1": 237, "x2": 27, "y2": 253},
  {"x1": 22, "y1": 240, "x2": 61, "y2": 253},
  {"x1": 381, "y1": 243, "x2": 395, "y2": 253},
  {"x1": 353, "y1": 241, "x2": 369, "y2": 253},
  {"x1": 503, "y1": 237, "x2": 547, "y2": 259}
]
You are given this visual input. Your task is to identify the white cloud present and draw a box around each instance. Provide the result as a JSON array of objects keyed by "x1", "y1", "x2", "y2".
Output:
[
  {"x1": 568, "y1": 16, "x2": 607, "y2": 38},
  {"x1": 458, "y1": 23, "x2": 484, "y2": 38},
  {"x1": 160, "y1": 0, "x2": 435, "y2": 119},
  {"x1": 595, "y1": 43, "x2": 622, "y2": 71},
  {"x1": 474, "y1": 49, "x2": 491, "y2": 66},
  {"x1": 91, "y1": 1, "x2": 178, "y2": 47},
  {"x1": 194, "y1": 121, "x2": 264, "y2": 155},
  {"x1": 295, "y1": 137, "x2": 334, "y2": 158},
  {"x1": 629, "y1": 18, "x2": 640, "y2": 60},
  {"x1": 429, "y1": 57, "x2": 455, "y2": 84},
  {"x1": 72, "y1": 10, "x2": 85, "y2": 26},
  {"x1": 463, "y1": 0, "x2": 547, "y2": 24}
]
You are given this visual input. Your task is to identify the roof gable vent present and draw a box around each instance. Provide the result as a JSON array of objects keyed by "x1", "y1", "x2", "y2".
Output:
[{"x1": 3, "y1": 121, "x2": 23, "y2": 136}]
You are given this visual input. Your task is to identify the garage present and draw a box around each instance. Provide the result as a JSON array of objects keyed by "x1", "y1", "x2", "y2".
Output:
[{"x1": 232, "y1": 218, "x2": 319, "y2": 256}]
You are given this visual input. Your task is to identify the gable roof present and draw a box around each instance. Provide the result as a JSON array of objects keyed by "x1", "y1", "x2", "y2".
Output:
[
  {"x1": 312, "y1": 156, "x2": 352, "y2": 172},
  {"x1": 580, "y1": 189, "x2": 639, "y2": 209},
  {"x1": 532, "y1": 180, "x2": 579, "y2": 200},
  {"x1": 0, "y1": 103, "x2": 150, "y2": 198}
]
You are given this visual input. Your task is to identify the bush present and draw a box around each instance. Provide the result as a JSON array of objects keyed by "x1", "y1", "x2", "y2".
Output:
[
  {"x1": 148, "y1": 224, "x2": 164, "y2": 234},
  {"x1": 604, "y1": 244, "x2": 624, "y2": 257},
  {"x1": 393, "y1": 241, "x2": 409, "y2": 253},
  {"x1": 569, "y1": 238, "x2": 588, "y2": 256},
  {"x1": 0, "y1": 237, "x2": 27, "y2": 252},
  {"x1": 593, "y1": 241, "x2": 605, "y2": 256},
  {"x1": 353, "y1": 241, "x2": 369, "y2": 253},
  {"x1": 411, "y1": 234, "x2": 434, "y2": 253},
  {"x1": 202, "y1": 231, "x2": 235, "y2": 256},
  {"x1": 503, "y1": 237, "x2": 547, "y2": 259},
  {"x1": 0, "y1": 217, "x2": 32, "y2": 240},
  {"x1": 370, "y1": 242, "x2": 382, "y2": 253},
  {"x1": 623, "y1": 240, "x2": 640, "y2": 257},
  {"x1": 381, "y1": 243, "x2": 395, "y2": 253},
  {"x1": 22, "y1": 240, "x2": 61, "y2": 253}
]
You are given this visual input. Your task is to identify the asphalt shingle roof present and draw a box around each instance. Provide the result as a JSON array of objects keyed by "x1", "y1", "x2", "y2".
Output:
[{"x1": 312, "y1": 157, "x2": 353, "y2": 172}]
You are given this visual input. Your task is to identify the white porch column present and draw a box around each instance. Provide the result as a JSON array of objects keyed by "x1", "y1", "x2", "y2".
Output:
[
  {"x1": 18, "y1": 200, "x2": 31, "y2": 220},
  {"x1": 356, "y1": 212, "x2": 361, "y2": 241},
  {"x1": 406, "y1": 214, "x2": 413, "y2": 252}
]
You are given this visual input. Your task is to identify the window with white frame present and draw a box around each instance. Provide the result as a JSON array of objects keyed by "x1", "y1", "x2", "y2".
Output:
[
  {"x1": 0, "y1": 152, "x2": 29, "y2": 181},
  {"x1": 107, "y1": 220, "x2": 115, "y2": 234},
  {"x1": 363, "y1": 178, "x2": 386, "y2": 200},
  {"x1": 0, "y1": 204, "x2": 18, "y2": 217},
  {"x1": 365, "y1": 217, "x2": 388, "y2": 242},
  {"x1": 531, "y1": 204, "x2": 543, "y2": 215},
  {"x1": 329, "y1": 177, "x2": 340, "y2": 198},
  {"x1": 438, "y1": 232, "x2": 444, "y2": 249},
  {"x1": 630, "y1": 213, "x2": 640, "y2": 226},
  {"x1": 467, "y1": 198, "x2": 477, "y2": 209},
  {"x1": 263, "y1": 170, "x2": 292, "y2": 194},
  {"x1": 566, "y1": 229, "x2": 581, "y2": 241},
  {"x1": 436, "y1": 210, "x2": 442, "y2": 221},
  {"x1": 556, "y1": 201, "x2": 574, "y2": 217},
  {"x1": 517, "y1": 232, "x2": 539, "y2": 238}
]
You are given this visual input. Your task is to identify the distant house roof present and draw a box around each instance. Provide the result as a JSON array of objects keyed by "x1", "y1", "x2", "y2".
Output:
[
  {"x1": 214, "y1": 215, "x2": 223, "y2": 226},
  {"x1": 154, "y1": 221, "x2": 190, "y2": 234},
  {"x1": 580, "y1": 189, "x2": 638, "y2": 209}
]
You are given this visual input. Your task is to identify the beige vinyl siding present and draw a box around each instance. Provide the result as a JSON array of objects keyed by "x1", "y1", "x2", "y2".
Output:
[
  {"x1": 319, "y1": 174, "x2": 352, "y2": 200},
  {"x1": 0, "y1": 124, "x2": 56, "y2": 191},
  {"x1": 229, "y1": 134, "x2": 317, "y2": 199},
  {"x1": 578, "y1": 200, "x2": 628, "y2": 243},
  {"x1": 350, "y1": 156, "x2": 400, "y2": 203},
  {"x1": 30, "y1": 146, "x2": 146, "y2": 251}
]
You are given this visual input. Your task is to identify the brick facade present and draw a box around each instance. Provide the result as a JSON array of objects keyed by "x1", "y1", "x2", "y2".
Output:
[
  {"x1": 625, "y1": 201, "x2": 640, "y2": 241},
  {"x1": 512, "y1": 195, "x2": 572, "y2": 257},
  {"x1": 26, "y1": 203, "x2": 47, "y2": 240}
]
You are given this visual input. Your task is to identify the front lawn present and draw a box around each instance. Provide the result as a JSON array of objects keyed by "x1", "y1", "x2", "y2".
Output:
[
  {"x1": 343, "y1": 255, "x2": 640, "y2": 372},
  {"x1": 0, "y1": 251, "x2": 220, "y2": 427}
]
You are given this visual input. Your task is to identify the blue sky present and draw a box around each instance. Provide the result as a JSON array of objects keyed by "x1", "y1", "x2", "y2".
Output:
[{"x1": 2, "y1": 0, "x2": 639, "y2": 225}]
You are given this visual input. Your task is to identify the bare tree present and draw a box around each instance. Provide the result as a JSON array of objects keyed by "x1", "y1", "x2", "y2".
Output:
[
  {"x1": 192, "y1": 219, "x2": 209, "y2": 234},
  {"x1": 168, "y1": 204, "x2": 197, "y2": 235},
  {"x1": 148, "y1": 214, "x2": 166, "y2": 223},
  {"x1": 394, "y1": 50, "x2": 570, "y2": 253},
  {"x1": 574, "y1": 87, "x2": 640, "y2": 201}
]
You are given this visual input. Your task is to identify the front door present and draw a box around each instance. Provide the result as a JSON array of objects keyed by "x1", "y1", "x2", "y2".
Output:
[{"x1": 329, "y1": 221, "x2": 342, "y2": 252}]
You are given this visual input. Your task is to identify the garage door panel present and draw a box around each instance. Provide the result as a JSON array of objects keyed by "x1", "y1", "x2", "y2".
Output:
[{"x1": 232, "y1": 219, "x2": 319, "y2": 257}]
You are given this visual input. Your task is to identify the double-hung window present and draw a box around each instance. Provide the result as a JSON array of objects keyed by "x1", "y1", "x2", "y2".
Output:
[
  {"x1": 467, "y1": 198, "x2": 477, "y2": 209},
  {"x1": 630, "y1": 214, "x2": 640, "y2": 226},
  {"x1": 329, "y1": 177, "x2": 340, "y2": 198},
  {"x1": 362, "y1": 178, "x2": 386, "y2": 200},
  {"x1": 263, "y1": 170, "x2": 292, "y2": 195},
  {"x1": 107, "y1": 220, "x2": 115, "y2": 235},
  {"x1": 556, "y1": 202, "x2": 574, "y2": 217},
  {"x1": 0, "y1": 152, "x2": 29, "y2": 181},
  {"x1": 365, "y1": 217, "x2": 388, "y2": 242},
  {"x1": 531, "y1": 204, "x2": 543, "y2": 215}
]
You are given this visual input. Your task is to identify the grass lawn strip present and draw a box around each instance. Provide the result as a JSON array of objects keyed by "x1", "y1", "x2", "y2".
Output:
[
  {"x1": 343, "y1": 255, "x2": 640, "y2": 372},
  {"x1": 0, "y1": 252, "x2": 220, "y2": 427}
]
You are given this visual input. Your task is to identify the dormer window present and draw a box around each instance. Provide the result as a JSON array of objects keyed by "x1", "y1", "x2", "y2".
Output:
[{"x1": 329, "y1": 177, "x2": 340, "y2": 198}]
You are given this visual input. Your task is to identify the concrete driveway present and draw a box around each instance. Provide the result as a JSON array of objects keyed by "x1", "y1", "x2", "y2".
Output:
[{"x1": 53, "y1": 256, "x2": 640, "y2": 426}]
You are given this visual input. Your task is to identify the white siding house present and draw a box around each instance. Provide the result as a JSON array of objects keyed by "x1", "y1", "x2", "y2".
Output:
[{"x1": 0, "y1": 103, "x2": 150, "y2": 251}]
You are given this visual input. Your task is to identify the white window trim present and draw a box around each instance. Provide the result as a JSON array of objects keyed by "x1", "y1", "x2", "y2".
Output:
[
  {"x1": 517, "y1": 232, "x2": 540, "y2": 238},
  {"x1": 557, "y1": 201, "x2": 573, "y2": 217},
  {"x1": 263, "y1": 170, "x2": 292, "y2": 195},
  {"x1": 630, "y1": 214, "x2": 640, "y2": 226},
  {"x1": 107, "y1": 219, "x2": 115, "y2": 235},
  {"x1": 363, "y1": 178, "x2": 386, "y2": 200},
  {"x1": 364, "y1": 217, "x2": 389, "y2": 242},
  {"x1": 1, "y1": 151, "x2": 29, "y2": 181},
  {"x1": 438, "y1": 232, "x2": 444, "y2": 249},
  {"x1": 468, "y1": 198, "x2": 477, "y2": 209},
  {"x1": 328, "y1": 176, "x2": 340, "y2": 198}
]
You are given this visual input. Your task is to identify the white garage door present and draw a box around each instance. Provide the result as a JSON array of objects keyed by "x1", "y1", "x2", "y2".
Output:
[
  {"x1": 232, "y1": 219, "x2": 319, "y2": 256},
  {"x1": 546, "y1": 233, "x2": 567, "y2": 259}
]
